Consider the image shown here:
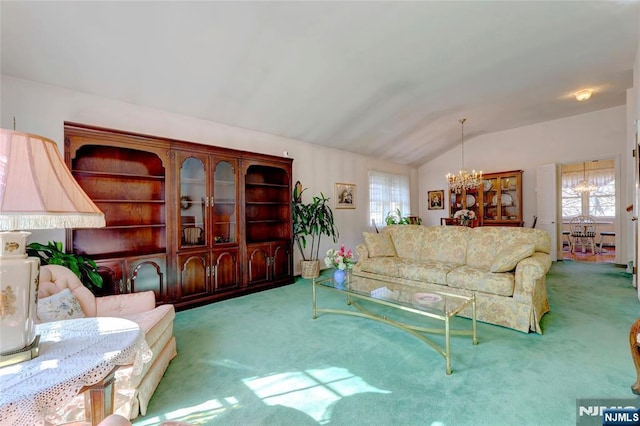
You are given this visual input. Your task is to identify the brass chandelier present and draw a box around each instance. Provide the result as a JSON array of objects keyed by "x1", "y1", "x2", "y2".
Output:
[
  {"x1": 573, "y1": 162, "x2": 596, "y2": 194},
  {"x1": 446, "y1": 118, "x2": 482, "y2": 194}
]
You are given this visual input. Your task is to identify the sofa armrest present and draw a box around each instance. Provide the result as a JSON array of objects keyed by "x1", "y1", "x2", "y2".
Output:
[
  {"x1": 513, "y1": 252, "x2": 552, "y2": 303},
  {"x1": 96, "y1": 291, "x2": 157, "y2": 317},
  {"x1": 355, "y1": 243, "x2": 369, "y2": 260},
  {"x1": 353, "y1": 243, "x2": 369, "y2": 272}
]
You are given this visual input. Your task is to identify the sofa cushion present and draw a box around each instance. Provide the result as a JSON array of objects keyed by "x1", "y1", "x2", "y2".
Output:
[
  {"x1": 364, "y1": 232, "x2": 397, "y2": 257},
  {"x1": 358, "y1": 257, "x2": 401, "y2": 277},
  {"x1": 447, "y1": 266, "x2": 515, "y2": 296},
  {"x1": 37, "y1": 288, "x2": 86, "y2": 322},
  {"x1": 121, "y1": 304, "x2": 175, "y2": 349},
  {"x1": 383, "y1": 225, "x2": 423, "y2": 260},
  {"x1": 490, "y1": 242, "x2": 536, "y2": 272},
  {"x1": 421, "y1": 226, "x2": 470, "y2": 265},
  {"x1": 398, "y1": 260, "x2": 459, "y2": 286}
]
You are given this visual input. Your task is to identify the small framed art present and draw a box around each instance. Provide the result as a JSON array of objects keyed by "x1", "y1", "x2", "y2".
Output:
[
  {"x1": 335, "y1": 183, "x2": 356, "y2": 209},
  {"x1": 428, "y1": 190, "x2": 445, "y2": 210}
]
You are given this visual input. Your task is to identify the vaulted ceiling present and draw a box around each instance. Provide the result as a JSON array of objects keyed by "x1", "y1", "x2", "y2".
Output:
[{"x1": 1, "y1": 1, "x2": 638, "y2": 167}]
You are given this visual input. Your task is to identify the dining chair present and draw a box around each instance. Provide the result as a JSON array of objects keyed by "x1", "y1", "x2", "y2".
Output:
[{"x1": 569, "y1": 215, "x2": 597, "y2": 254}]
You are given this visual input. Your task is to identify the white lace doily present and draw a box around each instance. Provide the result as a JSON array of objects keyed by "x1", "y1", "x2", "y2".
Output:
[{"x1": 0, "y1": 317, "x2": 151, "y2": 426}]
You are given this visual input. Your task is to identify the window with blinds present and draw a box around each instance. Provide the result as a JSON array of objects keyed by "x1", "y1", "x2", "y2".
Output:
[{"x1": 368, "y1": 170, "x2": 410, "y2": 227}]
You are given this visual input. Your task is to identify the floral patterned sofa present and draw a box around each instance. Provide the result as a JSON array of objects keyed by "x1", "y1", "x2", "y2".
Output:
[{"x1": 353, "y1": 225, "x2": 553, "y2": 333}]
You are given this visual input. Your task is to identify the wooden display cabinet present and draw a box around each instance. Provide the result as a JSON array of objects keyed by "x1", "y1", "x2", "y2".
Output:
[
  {"x1": 66, "y1": 127, "x2": 170, "y2": 303},
  {"x1": 449, "y1": 187, "x2": 484, "y2": 226},
  {"x1": 244, "y1": 162, "x2": 293, "y2": 287},
  {"x1": 174, "y1": 150, "x2": 241, "y2": 305},
  {"x1": 95, "y1": 255, "x2": 167, "y2": 304},
  {"x1": 481, "y1": 170, "x2": 524, "y2": 227},
  {"x1": 246, "y1": 241, "x2": 292, "y2": 286},
  {"x1": 64, "y1": 123, "x2": 293, "y2": 310}
]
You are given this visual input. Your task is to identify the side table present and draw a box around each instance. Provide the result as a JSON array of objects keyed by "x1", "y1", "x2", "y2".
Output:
[{"x1": 0, "y1": 317, "x2": 151, "y2": 426}]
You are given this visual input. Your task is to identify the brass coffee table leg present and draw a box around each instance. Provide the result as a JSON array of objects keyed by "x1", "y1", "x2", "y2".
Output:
[
  {"x1": 445, "y1": 316, "x2": 451, "y2": 375},
  {"x1": 312, "y1": 279, "x2": 317, "y2": 319}
]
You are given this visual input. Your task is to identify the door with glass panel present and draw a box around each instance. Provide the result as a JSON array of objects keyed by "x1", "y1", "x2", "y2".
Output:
[{"x1": 176, "y1": 152, "x2": 239, "y2": 301}]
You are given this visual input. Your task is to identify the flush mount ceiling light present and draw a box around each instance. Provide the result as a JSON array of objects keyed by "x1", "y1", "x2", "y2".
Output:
[{"x1": 575, "y1": 89, "x2": 593, "y2": 102}]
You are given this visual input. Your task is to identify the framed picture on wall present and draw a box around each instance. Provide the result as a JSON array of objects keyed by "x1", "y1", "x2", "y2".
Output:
[
  {"x1": 428, "y1": 190, "x2": 445, "y2": 210},
  {"x1": 335, "y1": 183, "x2": 356, "y2": 209}
]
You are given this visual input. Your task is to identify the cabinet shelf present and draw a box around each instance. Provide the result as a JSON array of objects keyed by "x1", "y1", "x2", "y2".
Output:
[
  {"x1": 90, "y1": 249, "x2": 166, "y2": 260},
  {"x1": 247, "y1": 219, "x2": 289, "y2": 224},
  {"x1": 245, "y1": 201, "x2": 289, "y2": 205},
  {"x1": 95, "y1": 199, "x2": 165, "y2": 204},
  {"x1": 245, "y1": 182, "x2": 288, "y2": 188},
  {"x1": 103, "y1": 224, "x2": 166, "y2": 230},
  {"x1": 73, "y1": 170, "x2": 165, "y2": 180}
]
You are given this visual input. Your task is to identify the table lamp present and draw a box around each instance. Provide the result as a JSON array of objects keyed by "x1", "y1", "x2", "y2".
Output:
[{"x1": 0, "y1": 129, "x2": 105, "y2": 366}]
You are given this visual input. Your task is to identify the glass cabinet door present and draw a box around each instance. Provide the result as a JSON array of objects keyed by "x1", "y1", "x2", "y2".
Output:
[
  {"x1": 482, "y1": 171, "x2": 522, "y2": 224},
  {"x1": 212, "y1": 160, "x2": 237, "y2": 244},
  {"x1": 179, "y1": 156, "x2": 207, "y2": 248},
  {"x1": 499, "y1": 173, "x2": 519, "y2": 221},
  {"x1": 483, "y1": 177, "x2": 500, "y2": 221}
]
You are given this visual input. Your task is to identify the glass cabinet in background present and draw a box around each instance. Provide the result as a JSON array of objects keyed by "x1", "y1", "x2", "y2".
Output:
[
  {"x1": 449, "y1": 186, "x2": 483, "y2": 225},
  {"x1": 481, "y1": 170, "x2": 524, "y2": 227}
]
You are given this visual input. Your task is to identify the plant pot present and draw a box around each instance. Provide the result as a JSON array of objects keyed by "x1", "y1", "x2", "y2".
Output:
[{"x1": 300, "y1": 260, "x2": 320, "y2": 279}]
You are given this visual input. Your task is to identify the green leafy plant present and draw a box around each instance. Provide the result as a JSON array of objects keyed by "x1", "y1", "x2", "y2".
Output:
[
  {"x1": 292, "y1": 181, "x2": 339, "y2": 261},
  {"x1": 27, "y1": 241, "x2": 103, "y2": 294},
  {"x1": 384, "y1": 208, "x2": 422, "y2": 225}
]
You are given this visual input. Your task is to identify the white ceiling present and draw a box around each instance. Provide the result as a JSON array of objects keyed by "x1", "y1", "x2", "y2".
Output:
[{"x1": 1, "y1": 1, "x2": 638, "y2": 167}]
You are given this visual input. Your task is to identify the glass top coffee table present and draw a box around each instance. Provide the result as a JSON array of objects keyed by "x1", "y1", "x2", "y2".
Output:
[{"x1": 312, "y1": 273, "x2": 477, "y2": 374}]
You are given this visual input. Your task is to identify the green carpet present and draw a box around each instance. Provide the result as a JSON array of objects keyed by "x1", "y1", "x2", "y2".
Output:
[{"x1": 134, "y1": 261, "x2": 638, "y2": 426}]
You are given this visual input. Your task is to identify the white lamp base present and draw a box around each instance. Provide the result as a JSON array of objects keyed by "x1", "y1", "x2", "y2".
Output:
[
  {"x1": 0, "y1": 231, "x2": 40, "y2": 365},
  {"x1": 0, "y1": 334, "x2": 40, "y2": 367}
]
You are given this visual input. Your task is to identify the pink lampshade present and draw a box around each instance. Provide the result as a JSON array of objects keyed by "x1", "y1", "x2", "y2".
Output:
[{"x1": 0, "y1": 129, "x2": 105, "y2": 231}]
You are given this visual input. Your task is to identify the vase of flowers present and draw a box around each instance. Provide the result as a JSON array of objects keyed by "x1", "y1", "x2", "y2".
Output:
[
  {"x1": 324, "y1": 245, "x2": 355, "y2": 286},
  {"x1": 453, "y1": 209, "x2": 476, "y2": 227}
]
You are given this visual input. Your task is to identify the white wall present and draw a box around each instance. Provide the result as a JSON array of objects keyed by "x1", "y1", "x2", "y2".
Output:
[
  {"x1": 418, "y1": 106, "x2": 630, "y2": 264},
  {"x1": 0, "y1": 75, "x2": 418, "y2": 274}
]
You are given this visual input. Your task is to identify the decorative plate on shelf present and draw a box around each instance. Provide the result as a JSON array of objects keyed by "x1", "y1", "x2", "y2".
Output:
[
  {"x1": 492, "y1": 194, "x2": 513, "y2": 206},
  {"x1": 466, "y1": 194, "x2": 476, "y2": 208},
  {"x1": 482, "y1": 180, "x2": 492, "y2": 191}
]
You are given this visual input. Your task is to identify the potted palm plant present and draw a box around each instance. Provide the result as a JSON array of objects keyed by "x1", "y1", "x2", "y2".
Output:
[{"x1": 292, "y1": 181, "x2": 339, "y2": 278}]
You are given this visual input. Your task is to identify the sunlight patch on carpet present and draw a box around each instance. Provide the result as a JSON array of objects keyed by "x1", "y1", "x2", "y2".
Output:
[
  {"x1": 134, "y1": 398, "x2": 239, "y2": 425},
  {"x1": 242, "y1": 366, "x2": 391, "y2": 424}
]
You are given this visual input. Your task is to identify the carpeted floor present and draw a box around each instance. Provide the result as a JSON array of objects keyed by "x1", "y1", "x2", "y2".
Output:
[{"x1": 134, "y1": 261, "x2": 638, "y2": 426}]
